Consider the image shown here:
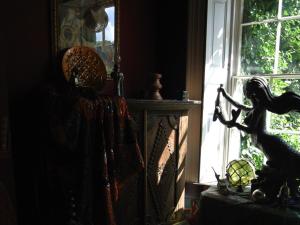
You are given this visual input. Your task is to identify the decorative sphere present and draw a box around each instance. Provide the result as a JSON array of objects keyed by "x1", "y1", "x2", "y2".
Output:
[
  {"x1": 252, "y1": 189, "x2": 266, "y2": 202},
  {"x1": 226, "y1": 159, "x2": 255, "y2": 188}
]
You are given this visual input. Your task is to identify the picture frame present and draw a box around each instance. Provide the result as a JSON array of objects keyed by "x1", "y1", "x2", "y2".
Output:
[{"x1": 51, "y1": 0, "x2": 119, "y2": 78}]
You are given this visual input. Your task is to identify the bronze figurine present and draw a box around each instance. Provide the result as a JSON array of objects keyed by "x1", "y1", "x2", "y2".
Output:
[{"x1": 213, "y1": 77, "x2": 300, "y2": 204}]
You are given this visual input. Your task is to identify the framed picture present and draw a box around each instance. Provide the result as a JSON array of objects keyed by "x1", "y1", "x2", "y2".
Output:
[{"x1": 51, "y1": 0, "x2": 119, "y2": 77}]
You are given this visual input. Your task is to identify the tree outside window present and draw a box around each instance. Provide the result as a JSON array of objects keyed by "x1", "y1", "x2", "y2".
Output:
[{"x1": 236, "y1": 0, "x2": 300, "y2": 169}]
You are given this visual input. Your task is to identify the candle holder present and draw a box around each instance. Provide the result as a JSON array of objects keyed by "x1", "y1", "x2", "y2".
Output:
[{"x1": 149, "y1": 73, "x2": 163, "y2": 100}]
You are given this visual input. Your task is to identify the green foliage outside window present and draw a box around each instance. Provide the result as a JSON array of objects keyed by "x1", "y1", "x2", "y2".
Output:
[
  {"x1": 239, "y1": 0, "x2": 300, "y2": 170},
  {"x1": 280, "y1": 20, "x2": 300, "y2": 74},
  {"x1": 243, "y1": 0, "x2": 278, "y2": 23},
  {"x1": 241, "y1": 23, "x2": 276, "y2": 75}
]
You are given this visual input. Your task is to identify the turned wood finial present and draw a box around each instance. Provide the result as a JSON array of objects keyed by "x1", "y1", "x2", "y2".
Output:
[{"x1": 150, "y1": 73, "x2": 163, "y2": 100}]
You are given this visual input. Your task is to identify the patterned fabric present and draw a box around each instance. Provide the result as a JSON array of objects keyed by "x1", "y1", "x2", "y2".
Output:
[{"x1": 45, "y1": 88, "x2": 144, "y2": 225}]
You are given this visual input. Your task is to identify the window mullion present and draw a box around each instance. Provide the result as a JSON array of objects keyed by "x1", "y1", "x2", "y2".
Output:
[
  {"x1": 280, "y1": 14, "x2": 300, "y2": 21},
  {"x1": 269, "y1": 0, "x2": 282, "y2": 133},
  {"x1": 273, "y1": 22, "x2": 281, "y2": 74},
  {"x1": 236, "y1": 0, "x2": 244, "y2": 77},
  {"x1": 269, "y1": 129, "x2": 300, "y2": 135},
  {"x1": 266, "y1": 77, "x2": 273, "y2": 132},
  {"x1": 241, "y1": 18, "x2": 278, "y2": 26},
  {"x1": 232, "y1": 73, "x2": 300, "y2": 79},
  {"x1": 274, "y1": 0, "x2": 283, "y2": 74}
]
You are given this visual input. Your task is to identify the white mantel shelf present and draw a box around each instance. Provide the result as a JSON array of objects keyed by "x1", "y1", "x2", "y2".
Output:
[{"x1": 127, "y1": 99, "x2": 201, "y2": 111}]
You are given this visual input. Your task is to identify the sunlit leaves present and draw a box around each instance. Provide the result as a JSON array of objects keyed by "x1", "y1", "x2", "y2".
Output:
[
  {"x1": 283, "y1": 0, "x2": 300, "y2": 16},
  {"x1": 243, "y1": 0, "x2": 278, "y2": 23},
  {"x1": 241, "y1": 140, "x2": 264, "y2": 170},
  {"x1": 271, "y1": 79, "x2": 289, "y2": 95},
  {"x1": 241, "y1": 23, "x2": 276, "y2": 75},
  {"x1": 271, "y1": 112, "x2": 300, "y2": 131},
  {"x1": 239, "y1": 1, "x2": 300, "y2": 170},
  {"x1": 276, "y1": 133, "x2": 300, "y2": 149},
  {"x1": 279, "y1": 20, "x2": 300, "y2": 74}
]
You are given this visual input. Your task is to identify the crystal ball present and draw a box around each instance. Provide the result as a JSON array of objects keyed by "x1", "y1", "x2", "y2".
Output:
[{"x1": 252, "y1": 189, "x2": 266, "y2": 202}]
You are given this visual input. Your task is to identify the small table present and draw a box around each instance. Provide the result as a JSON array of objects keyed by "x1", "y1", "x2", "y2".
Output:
[{"x1": 199, "y1": 187, "x2": 300, "y2": 225}]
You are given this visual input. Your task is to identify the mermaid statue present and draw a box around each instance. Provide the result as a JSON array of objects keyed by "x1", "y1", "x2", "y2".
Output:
[{"x1": 213, "y1": 77, "x2": 300, "y2": 204}]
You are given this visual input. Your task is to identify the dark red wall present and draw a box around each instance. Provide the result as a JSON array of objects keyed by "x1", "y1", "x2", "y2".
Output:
[
  {"x1": 5, "y1": 1, "x2": 51, "y2": 224},
  {"x1": 120, "y1": 0, "x2": 158, "y2": 98},
  {"x1": 7, "y1": 2, "x2": 51, "y2": 99},
  {"x1": 6, "y1": 0, "x2": 189, "y2": 101},
  {"x1": 157, "y1": 0, "x2": 189, "y2": 100},
  {"x1": 4, "y1": 0, "x2": 190, "y2": 224},
  {"x1": 120, "y1": 0, "x2": 188, "y2": 99}
]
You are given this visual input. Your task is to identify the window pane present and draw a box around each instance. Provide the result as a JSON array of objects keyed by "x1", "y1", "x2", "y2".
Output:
[
  {"x1": 241, "y1": 143, "x2": 264, "y2": 170},
  {"x1": 272, "y1": 133, "x2": 300, "y2": 151},
  {"x1": 243, "y1": 0, "x2": 278, "y2": 23},
  {"x1": 271, "y1": 78, "x2": 300, "y2": 95},
  {"x1": 282, "y1": 0, "x2": 300, "y2": 16},
  {"x1": 278, "y1": 20, "x2": 300, "y2": 74},
  {"x1": 270, "y1": 79, "x2": 300, "y2": 150},
  {"x1": 241, "y1": 23, "x2": 276, "y2": 75},
  {"x1": 240, "y1": 96, "x2": 264, "y2": 170},
  {"x1": 271, "y1": 111, "x2": 300, "y2": 131},
  {"x1": 95, "y1": 6, "x2": 115, "y2": 74},
  {"x1": 238, "y1": 79, "x2": 300, "y2": 169}
]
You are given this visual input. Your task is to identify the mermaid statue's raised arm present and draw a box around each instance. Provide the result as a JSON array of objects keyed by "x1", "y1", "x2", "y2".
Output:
[
  {"x1": 213, "y1": 77, "x2": 300, "y2": 206},
  {"x1": 217, "y1": 84, "x2": 252, "y2": 111},
  {"x1": 213, "y1": 84, "x2": 253, "y2": 133}
]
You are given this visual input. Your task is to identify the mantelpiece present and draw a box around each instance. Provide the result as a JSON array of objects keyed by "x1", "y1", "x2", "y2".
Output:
[
  {"x1": 127, "y1": 99, "x2": 201, "y2": 111},
  {"x1": 123, "y1": 99, "x2": 201, "y2": 225}
]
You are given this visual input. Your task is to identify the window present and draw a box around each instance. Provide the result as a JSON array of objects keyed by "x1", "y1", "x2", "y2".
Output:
[
  {"x1": 239, "y1": 0, "x2": 300, "y2": 76},
  {"x1": 95, "y1": 6, "x2": 115, "y2": 74},
  {"x1": 200, "y1": 0, "x2": 300, "y2": 183}
]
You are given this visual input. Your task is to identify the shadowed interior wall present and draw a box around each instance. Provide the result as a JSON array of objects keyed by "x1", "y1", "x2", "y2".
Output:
[
  {"x1": 157, "y1": 0, "x2": 189, "y2": 100},
  {"x1": 6, "y1": 1, "x2": 51, "y2": 225},
  {"x1": 120, "y1": 0, "x2": 158, "y2": 98},
  {"x1": 120, "y1": 0, "x2": 190, "y2": 100},
  {"x1": 3, "y1": 0, "x2": 206, "y2": 224},
  {"x1": 5, "y1": 0, "x2": 159, "y2": 224},
  {"x1": 185, "y1": 0, "x2": 207, "y2": 183}
]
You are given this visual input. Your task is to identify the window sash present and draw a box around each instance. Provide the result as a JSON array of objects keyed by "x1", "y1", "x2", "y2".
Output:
[
  {"x1": 228, "y1": 0, "x2": 300, "y2": 163},
  {"x1": 241, "y1": 14, "x2": 300, "y2": 27},
  {"x1": 236, "y1": 0, "x2": 300, "y2": 77}
]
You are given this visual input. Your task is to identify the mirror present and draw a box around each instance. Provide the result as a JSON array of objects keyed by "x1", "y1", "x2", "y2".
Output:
[{"x1": 51, "y1": 0, "x2": 119, "y2": 77}]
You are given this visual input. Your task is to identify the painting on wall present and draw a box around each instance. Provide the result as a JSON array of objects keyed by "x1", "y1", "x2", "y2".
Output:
[{"x1": 53, "y1": 0, "x2": 116, "y2": 75}]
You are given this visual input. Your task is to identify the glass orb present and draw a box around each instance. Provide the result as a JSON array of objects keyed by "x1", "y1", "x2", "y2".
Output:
[{"x1": 226, "y1": 159, "x2": 255, "y2": 188}]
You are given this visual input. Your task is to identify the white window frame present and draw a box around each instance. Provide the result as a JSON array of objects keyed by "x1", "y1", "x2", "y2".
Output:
[
  {"x1": 232, "y1": 0, "x2": 300, "y2": 78},
  {"x1": 230, "y1": 0, "x2": 300, "y2": 138},
  {"x1": 200, "y1": 0, "x2": 234, "y2": 184},
  {"x1": 200, "y1": 0, "x2": 300, "y2": 184}
]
